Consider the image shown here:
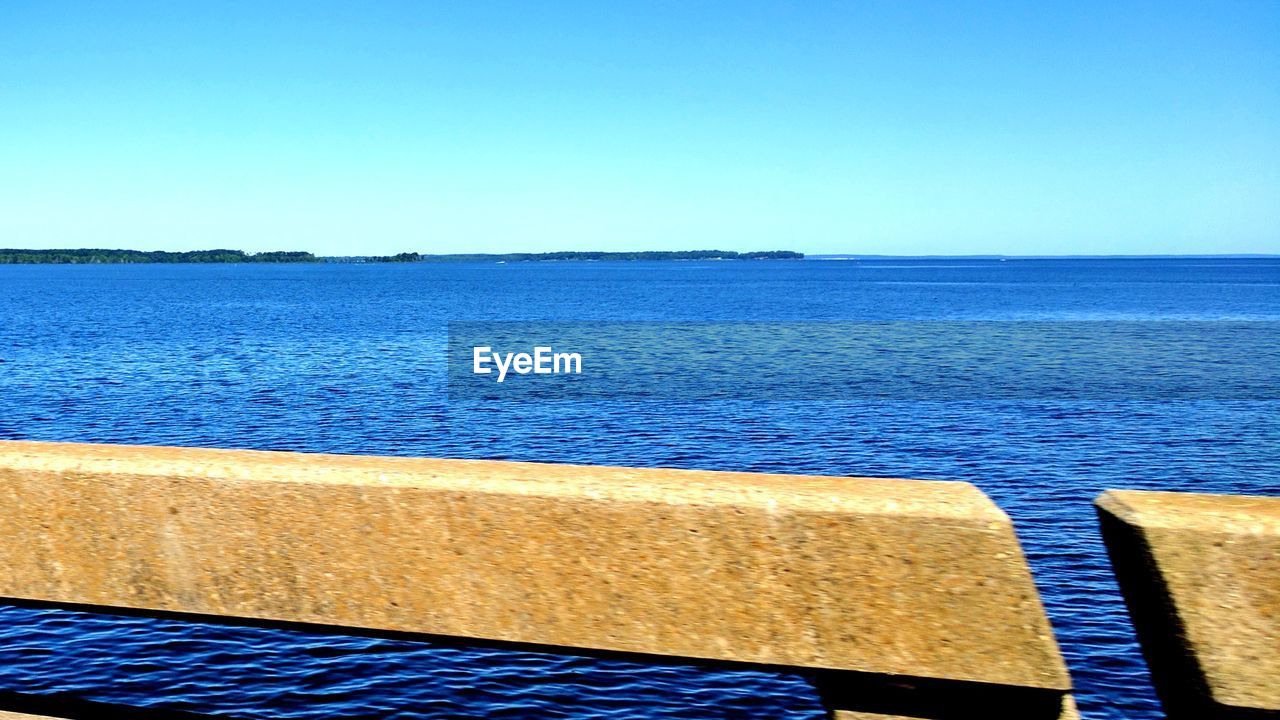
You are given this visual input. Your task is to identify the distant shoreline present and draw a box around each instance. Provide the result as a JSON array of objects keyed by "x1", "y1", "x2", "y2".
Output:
[
  {"x1": 0, "y1": 249, "x2": 804, "y2": 264},
  {"x1": 0, "y1": 249, "x2": 322, "y2": 264},
  {"x1": 1, "y1": 248, "x2": 1274, "y2": 264}
]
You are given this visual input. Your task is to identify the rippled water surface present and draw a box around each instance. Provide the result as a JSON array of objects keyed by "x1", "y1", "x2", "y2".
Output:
[{"x1": 1, "y1": 258, "x2": 1277, "y2": 719}]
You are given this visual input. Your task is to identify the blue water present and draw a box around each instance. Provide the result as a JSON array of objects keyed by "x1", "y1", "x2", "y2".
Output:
[{"x1": 1, "y1": 258, "x2": 1277, "y2": 719}]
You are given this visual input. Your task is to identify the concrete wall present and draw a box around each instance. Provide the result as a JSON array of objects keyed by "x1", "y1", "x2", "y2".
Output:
[
  {"x1": 1097, "y1": 490, "x2": 1279, "y2": 720},
  {"x1": 0, "y1": 440, "x2": 1073, "y2": 718}
]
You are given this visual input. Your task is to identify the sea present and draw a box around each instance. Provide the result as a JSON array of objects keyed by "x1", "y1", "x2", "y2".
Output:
[{"x1": 1, "y1": 257, "x2": 1277, "y2": 719}]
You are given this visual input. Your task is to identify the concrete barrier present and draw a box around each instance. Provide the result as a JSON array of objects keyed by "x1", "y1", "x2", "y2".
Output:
[
  {"x1": 0, "y1": 440, "x2": 1073, "y2": 718},
  {"x1": 1097, "y1": 490, "x2": 1279, "y2": 719}
]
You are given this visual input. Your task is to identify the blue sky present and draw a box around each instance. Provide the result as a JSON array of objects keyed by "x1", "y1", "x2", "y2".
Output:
[{"x1": 2, "y1": 1, "x2": 1277, "y2": 256}]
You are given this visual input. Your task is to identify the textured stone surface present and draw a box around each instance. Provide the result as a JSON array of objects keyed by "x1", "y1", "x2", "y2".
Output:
[
  {"x1": 1097, "y1": 490, "x2": 1280, "y2": 718},
  {"x1": 0, "y1": 440, "x2": 1068, "y2": 691}
]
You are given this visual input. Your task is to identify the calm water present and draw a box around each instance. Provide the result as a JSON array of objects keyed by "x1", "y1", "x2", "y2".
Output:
[{"x1": 1, "y1": 258, "x2": 1278, "y2": 719}]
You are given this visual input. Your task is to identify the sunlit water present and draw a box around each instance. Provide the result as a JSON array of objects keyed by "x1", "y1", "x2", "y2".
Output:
[{"x1": 1, "y1": 258, "x2": 1277, "y2": 719}]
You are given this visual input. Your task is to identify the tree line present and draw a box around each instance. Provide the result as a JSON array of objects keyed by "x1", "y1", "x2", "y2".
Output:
[
  {"x1": 0, "y1": 249, "x2": 318, "y2": 264},
  {"x1": 1, "y1": 248, "x2": 803, "y2": 264}
]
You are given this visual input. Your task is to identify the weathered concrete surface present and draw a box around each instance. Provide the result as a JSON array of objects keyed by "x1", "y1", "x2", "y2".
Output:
[
  {"x1": 0, "y1": 440, "x2": 1069, "y2": 697},
  {"x1": 1097, "y1": 490, "x2": 1280, "y2": 719}
]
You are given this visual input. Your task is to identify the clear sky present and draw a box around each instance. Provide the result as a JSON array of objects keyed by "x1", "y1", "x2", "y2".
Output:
[{"x1": 2, "y1": 1, "x2": 1277, "y2": 256}]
